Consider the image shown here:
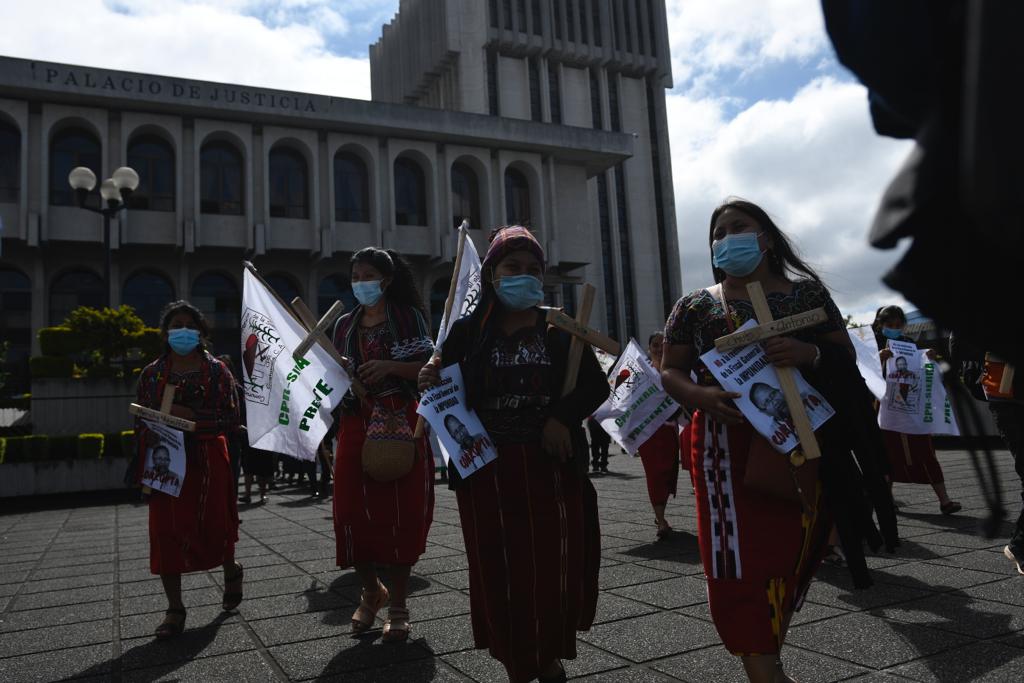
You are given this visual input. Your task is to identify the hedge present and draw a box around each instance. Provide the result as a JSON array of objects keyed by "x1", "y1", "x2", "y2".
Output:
[
  {"x1": 0, "y1": 394, "x2": 30, "y2": 410},
  {"x1": 38, "y1": 326, "x2": 83, "y2": 357},
  {"x1": 29, "y1": 356, "x2": 76, "y2": 379},
  {"x1": 127, "y1": 328, "x2": 163, "y2": 361},
  {"x1": 0, "y1": 432, "x2": 133, "y2": 464}
]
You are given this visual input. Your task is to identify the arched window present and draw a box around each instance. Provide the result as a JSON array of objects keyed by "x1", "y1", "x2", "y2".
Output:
[
  {"x1": 318, "y1": 274, "x2": 357, "y2": 317},
  {"x1": 0, "y1": 120, "x2": 20, "y2": 203},
  {"x1": 450, "y1": 162, "x2": 481, "y2": 230},
  {"x1": 265, "y1": 272, "x2": 302, "y2": 305},
  {"x1": 334, "y1": 151, "x2": 369, "y2": 223},
  {"x1": 0, "y1": 267, "x2": 31, "y2": 393},
  {"x1": 505, "y1": 167, "x2": 531, "y2": 225},
  {"x1": 394, "y1": 156, "x2": 427, "y2": 226},
  {"x1": 429, "y1": 278, "x2": 449, "y2": 337},
  {"x1": 200, "y1": 141, "x2": 243, "y2": 215},
  {"x1": 50, "y1": 127, "x2": 100, "y2": 207},
  {"x1": 191, "y1": 272, "x2": 240, "y2": 356},
  {"x1": 49, "y1": 269, "x2": 104, "y2": 325},
  {"x1": 269, "y1": 147, "x2": 309, "y2": 219},
  {"x1": 127, "y1": 134, "x2": 175, "y2": 212},
  {"x1": 122, "y1": 271, "x2": 175, "y2": 327}
]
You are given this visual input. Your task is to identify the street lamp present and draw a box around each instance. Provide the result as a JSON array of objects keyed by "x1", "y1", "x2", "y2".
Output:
[{"x1": 67, "y1": 165, "x2": 139, "y2": 308}]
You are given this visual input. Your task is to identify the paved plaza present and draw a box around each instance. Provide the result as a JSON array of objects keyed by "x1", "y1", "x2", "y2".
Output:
[{"x1": 2, "y1": 447, "x2": 1024, "y2": 682}]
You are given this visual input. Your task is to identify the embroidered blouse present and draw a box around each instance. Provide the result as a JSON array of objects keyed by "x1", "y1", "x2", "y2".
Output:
[{"x1": 134, "y1": 352, "x2": 240, "y2": 436}]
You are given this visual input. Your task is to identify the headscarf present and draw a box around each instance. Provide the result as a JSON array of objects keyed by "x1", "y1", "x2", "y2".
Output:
[{"x1": 482, "y1": 225, "x2": 545, "y2": 270}]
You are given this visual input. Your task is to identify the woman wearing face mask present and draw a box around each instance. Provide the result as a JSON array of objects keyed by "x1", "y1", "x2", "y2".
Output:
[
  {"x1": 418, "y1": 226, "x2": 608, "y2": 683},
  {"x1": 134, "y1": 301, "x2": 242, "y2": 639},
  {"x1": 637, "y1": 331, "x2": 682, "y2": 539},
  {"x1": 661, "y1": 199, "x2": 897, "y2": 683},
  {"x1": 331, "y1": 247, "x2": 434, "y2": 643},
  {"x1": 873, "y1": 305, "x2": 961, "y2": 515}
]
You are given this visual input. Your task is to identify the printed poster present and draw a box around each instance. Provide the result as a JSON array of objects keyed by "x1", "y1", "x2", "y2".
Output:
[
  {"x1": 700, "y1": 320, "x2": 835, "y2": 453},
  {"x1": 879, "y1": 342, "x2": 960, "y2": 435},
  {"x1": 417, "y1": 364, "x2": 497, "y2": 478},
  {"x1": 848, "y1": 325, "x2": 886, "y2": 400},
  {"x1": 140, "y1": 418, "x2": 186, "y2": 497},
  {"x1": 591, "y1": 339, "x2": 678, "y2": 455}
]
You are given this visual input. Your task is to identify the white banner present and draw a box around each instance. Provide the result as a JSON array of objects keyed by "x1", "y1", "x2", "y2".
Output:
[
  {"x1": 592, "y1": 339, "x2": 678, "y2": 455},
  {"x1": 140, "y1": 419, "x2": 186, "y2": 497},
  {"x1": 417, "y1": 364, "x2": 497, "y2": 478},
  {"x1": 878, "y1": 342, "x2": 960, "y2": 435},
  {"x1": 435, "y1": 227, "x2": 482, "y2": 349},
  {"x1": 849, "y1": 325, "x2": 886, "y2": 400},
  {"x1": 700, "y1": 320, "x2": 835, "y2": 453},
  {"x1": 241, "y1": 269, "x2": 351, "y2": 461}
]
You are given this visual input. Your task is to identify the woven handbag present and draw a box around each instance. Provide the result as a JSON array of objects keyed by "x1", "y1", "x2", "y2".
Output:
[{"x1": 361, "y1": 402, "x2": 416, "y2": 483}]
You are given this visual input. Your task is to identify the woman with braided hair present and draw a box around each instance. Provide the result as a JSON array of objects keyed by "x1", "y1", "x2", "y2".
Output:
[{"x1": 331, "y1": 247, "x2": 435, "y2": 642}]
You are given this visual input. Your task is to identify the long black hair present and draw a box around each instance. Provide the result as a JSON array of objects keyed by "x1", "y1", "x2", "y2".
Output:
[
  {"x1": 708, "y1": 198, "x2": 823, "y2": 284},
  {"x1": 158, "y1": 300, "x2": 210, "y2": 354},
  {"x1": 350, "y1": 247, "x2": 426, "y2": 316},
  {"x1": 872, "y1": 304, "x2": 907, "y2": 337}
]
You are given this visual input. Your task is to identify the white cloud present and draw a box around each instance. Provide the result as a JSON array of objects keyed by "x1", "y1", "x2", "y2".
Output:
[
  {"x1": 667, "y1": 77, "x2": 915, "y2": 322},
  {"x1": 0, "y1": 0, "x2": 371, "y2": 100}
]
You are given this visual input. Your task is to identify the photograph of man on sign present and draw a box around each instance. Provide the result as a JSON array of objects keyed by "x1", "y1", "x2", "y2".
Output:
[
  {"x1": 749, "y1": 382, "x2": 791, "y2": 424},
  {"x1": 444, "y1": 414, "x2": 491, "y2": 470}
]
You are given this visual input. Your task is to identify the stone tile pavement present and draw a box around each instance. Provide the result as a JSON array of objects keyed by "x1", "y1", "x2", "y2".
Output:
[{"x1": 2, "y1": 447, "x2": 1023, "y2": 682}]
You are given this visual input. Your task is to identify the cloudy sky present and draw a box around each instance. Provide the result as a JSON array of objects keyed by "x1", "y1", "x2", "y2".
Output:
[{"x1": 2, "y1": 0, "x2": 914, "y2": 322}]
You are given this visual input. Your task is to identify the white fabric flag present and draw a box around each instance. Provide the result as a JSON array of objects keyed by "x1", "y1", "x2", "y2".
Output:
[
  {"x1": 434, "y1": 227, "x2": 482, "y2": 349},
  {"x1": 240, "y1": 269, "x2": 351, "y2": 461},
  {"x1": 592, "y1": 339, "x2": 678, "y2": 455},
  {"x1": 848, "y1": 325, "x2": 886, "y2": 400},
  {"x1": 878, "y1": 342, "x2": 960, "y2": 436}
]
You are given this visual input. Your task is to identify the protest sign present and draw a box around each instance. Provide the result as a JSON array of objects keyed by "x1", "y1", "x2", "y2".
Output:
[
  {"x1": 140, "y1": 418, "x2": 186, "y2": 497},
  {"x1": 848, "y1": 325, "x2": 886, "y2": 400},
  {"x1": 701, "y1": 320, "x2": 834, "y2": 453},
  {"x1": 241, "y1": 269, "x2": 351, "y2": 461},
  {"x1": 417, "y1": 364, "x2": 497, "y2": 478},
  {"x1": 879, "y1": 343, "x2": 959, "y2": 435},
  {"x1": 592, "y1": 340, "x2": 678, "y2": 455}
]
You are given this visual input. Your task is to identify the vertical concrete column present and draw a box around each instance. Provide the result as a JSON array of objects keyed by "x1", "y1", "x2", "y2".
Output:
[
  {"x1": 491, "y1": 150, "x2": 504, "y2": 226},
  {"x1": 26, "y1": 103, "x2": 42, "y2": 247},
  {"x1": 539, "y1": 57, "x2": 552, "y2": 122},
  {"x1": 436, "y1": 142, "x2": 449, "y2": 254},
  {"x1": 251, "y1": 124, "x2": 264, "y2": 253},
  {"x1": 31, "y1": 258, "x2": 44, "y2": 353},
  {"x1": 377, "y1": 138, "x2": 390, "y2": 245},
  {"x1": 317, "y1": 130, "x2": 330, "y2": 258},
  {"x1": 108, "y1": 111, "x2": 122, "y2": 306},
  {"x1": 181, "y1": 117, "x2": 194, "y2": 251}
]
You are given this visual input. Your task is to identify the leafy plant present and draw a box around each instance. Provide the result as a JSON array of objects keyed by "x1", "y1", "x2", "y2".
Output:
[{"x1": 63, "y1": 305, "x2": 146, "y2": 366}]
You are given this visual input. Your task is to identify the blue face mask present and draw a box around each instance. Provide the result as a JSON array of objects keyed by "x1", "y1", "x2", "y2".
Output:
[
  {"x1": 494, "y1": 275, "x2": 544, "y2": 311},
  {"x1": 712, "y1": 232, "x2": 765, "y2": 277},
  {"x1": 882, "y1": 327, "x2": 903, "y2": 340},
  {"x1": 168, "y1": 328, "x2": 200, "y2": 356},
  {"x1": 352, "y1": 280, "x2": 384, "y2": 307}
]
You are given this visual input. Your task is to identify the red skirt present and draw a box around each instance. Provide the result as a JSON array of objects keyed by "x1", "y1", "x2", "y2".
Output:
[
  {"x1": 690, "y1": 413, "x2": 830, "y2": 655},
  {"x1": 679, "y1": 423, "x2": 693, "y2": 473},
  {"x1": 882, "y1": 430, "x2": 944, "y2": 485},
  {"x1": 332, "y1": 398, "x2": 434, "y2": 567},
  {"x1": 456, "y1": 442, "x2": 600, "y2": 683},
  {"x1": 638, "y1": 424, "x2": 680, "y2": 507},
  {"x1": 149, "y1": 435, "x2": 239, "y2": 575}
]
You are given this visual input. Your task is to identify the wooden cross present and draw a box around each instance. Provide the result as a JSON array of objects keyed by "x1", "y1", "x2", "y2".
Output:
[
  {"x1": 129, "y1": 384, "x2": 197, "y2": 433},
  {"x1": 712, "y1": 281, "x2": 821, "y2": 462},
  {"x1": 545, "y1": 283, "x2": 622, "y2": 396},
  {"x1": 290, "y1": 297, "x2": 367, "y2": 400}
]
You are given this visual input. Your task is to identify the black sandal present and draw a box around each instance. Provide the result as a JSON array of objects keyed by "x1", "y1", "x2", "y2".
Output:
[
  {"x1": 154, "y1": 608, "x2": 186, "y2": 639},
  {"x1": 222, "y1": 562, "x2": 244, "y2": 611}
]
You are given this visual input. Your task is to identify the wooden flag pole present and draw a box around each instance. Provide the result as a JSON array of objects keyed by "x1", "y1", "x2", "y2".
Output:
[
  {"x1": 558, "y1": 284, "x2": 596, "y2": 397},
  {"x1": 290, "y1": 297, "x2": 367, "y2": 400}
]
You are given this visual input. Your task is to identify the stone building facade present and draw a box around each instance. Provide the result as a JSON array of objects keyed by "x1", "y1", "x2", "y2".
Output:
[{"x1": 0, "y1": 0, "x2": 678, "y2": 393}]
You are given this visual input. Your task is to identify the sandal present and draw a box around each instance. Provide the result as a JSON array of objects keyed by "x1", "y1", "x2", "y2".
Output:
[
  {"x1": 823, "y1": 545, "x2": 847, "y2": 567},
  {"x1": 382, "y1": 606, "x2": 411, "y2": 643},
  {"x1": 351, "y1": 583, "x2": 389, "y2": 633},
  {"x1": 940, "y1": 501, "x2": 962, "y2": 516},
  {"x1": 655, "y1": 520, "x2": 672, "y2": 540},
  {"x1": 154, "y1": 608, "x2": 186, "y2": 639},
  {"x1": 538, "y1": 661, "x2": 567, "y2": 683},
  {"x1": 222, "y1": 562, "x2": 244, "y2": 611}
]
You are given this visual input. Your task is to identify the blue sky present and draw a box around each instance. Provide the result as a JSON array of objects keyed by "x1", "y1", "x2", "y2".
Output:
[{"x1": 1, "y1": 0, "x2": 913, "y2": 321}]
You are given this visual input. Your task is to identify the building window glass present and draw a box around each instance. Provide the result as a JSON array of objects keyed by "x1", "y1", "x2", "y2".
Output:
[
  {"x1": 265, "y1": 272, "x2": 302, "y2": 304},
  {"x1": 0, "y1": 121, "x2": 20, "y2": 203},
  {"x1": 126, "y1": 134, "x2": 175, "y2": 212},
  {"x1": 319, "y1": 274, "x2": 357, "y2": 317},
  {"x1": 561, "y1": 282, "x2": 577, "y2": 317},
  {"x1": 191, "y1": 271, "x2": 240, "y2": 357},
  {"x1": 49, "y1": 269, "x2": 104, "y2": 325},
  {"x1": 334, "y1": 151, "x2": 369, "y2": 223},
  {"x1": 50, "y1": 127, "x2": 100, "y2": 207},
  {"x1": 636, "y1": 1, "x2": 646, "y2": 54},
  {"x1": 503, "y1": 0, "x2": 513, "y2": 29},
  {"x1": 614, "y1": 165, "x2": 636, "y2": 338},
  {"x1": 590, "y1": 69, "x2": 603, "y2": 129},
  {"x1": 553, "y1": 0, "x2": 563, "y2": 39},
  {"x1": 597, "y1": 173, "x2": 618, "y2": 340},
  {"x1": 489, "y1": 0, "x2": 499, "y2": 28},
  {"x1": 647, "y1": 0, "x2": 658, "y2": 56},
  {"x1": 430, "y1": 278, "x2": 448, "y2": 337},
  {"x1": 269, "y1": 147, "x2": 309, "y2": 219},
  {"x1": 451, "y1": 162, "x2": 481, "y2": 230},
  {"x1": 567, "y1": 0, "x2": 576, "y2": 41},
  {"x1": 0, "y1": 267, "x2": 31, "y2": 393},
  {"x1": 531, "y1": 0, "x2": 543, "y2": 35},
  {"x1": 504, "y1": 167, "x2": 531, "y2": 226},
  {"x1": 122, "y1": 270, "x2": 175, "y2": 327},
  {"x1": 200, "y1": 141, "x2": 244, "y2": 215},
  {"x1": 487, "y1": 50, "x2": 500, "y2": 116},
  {"x1": 548, "y1": 62, "x2": 562, "y2": 124},
  {"x1": 613, "y1": 1, "x2": 622, "y2": 50},
  {"x1": 647, "y1": 81, "x2": 672, "y2": 314},
  {"x1": 592, "y1": 0, "x2": 602, "y2": 46},
  {"x1": 579, "y1": 0, "x2": 589, "y2": 44},
  {"x1": 624, "y1": 1, "x2": 634, "y2": 51},
  {"x1": 609, "y1": 74, "x2": 621, "y2": 132},
  {"x1": 516, "y1": 0, "x2": 527, "y2": 31},
  {"x1": 394, "y1": 156, "x2": 428, "y2": 226},
  {"x1": 529, "y1": 58, "x2": 543, "y2": 122}
]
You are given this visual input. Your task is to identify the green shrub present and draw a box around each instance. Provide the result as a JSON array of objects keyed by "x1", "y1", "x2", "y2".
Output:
[
  {"x1": 38, "y1": 326, "x2": 84, "y2": 356},
  {"x1": 48, "y1": 435, "x2": 76, "y2": 460},
  {"x1": 77, "y1": 433, "x2": 105, "y2": 460},
  {"x1": 0, "y1": 438, "x2": 6, "y2": 464},
  {"x1": 0, "y1": 394, "x2": 30, "y2": 410},
  {"x1": 29, "y1": 356, "x2": 75, "y2": 379},
  {"x1": 127, "y1": 328, "x2": 163, "y2": 362},
  {"x1": 63, "y1": 306, "x2": 145, "y2": 365},
  {"x1": 0, "y1": 435, "x2": 50, "y2": 463},
  {"x1": 84, "y1": 364, "x2": 121, "y2": 380},
  {"x1": 120, "y1": 430, "x2": 136, "y2": 459}
]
